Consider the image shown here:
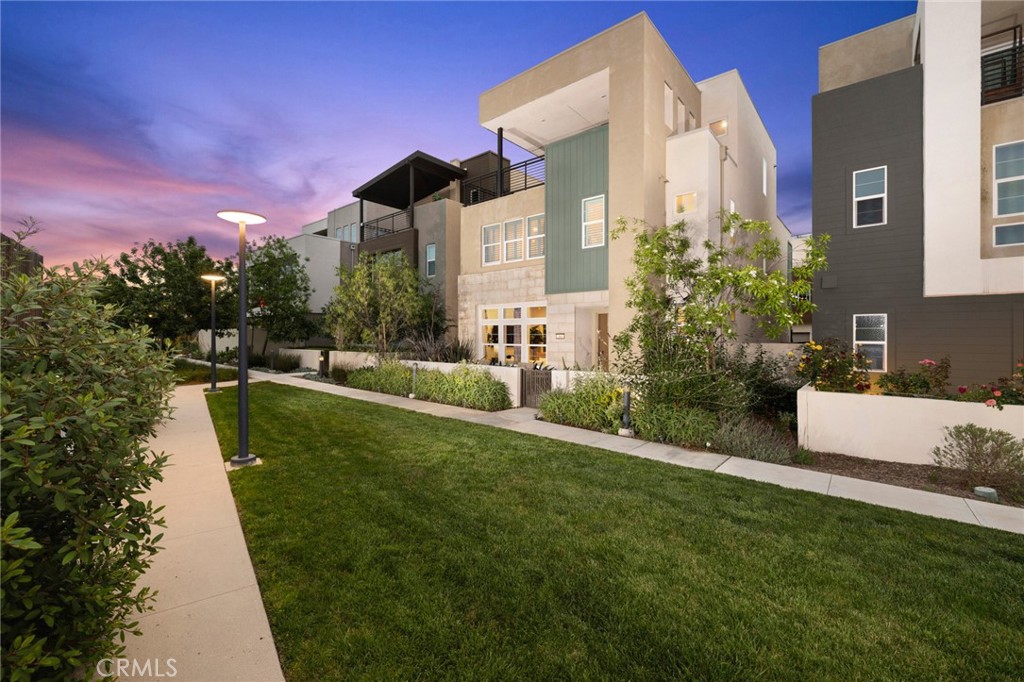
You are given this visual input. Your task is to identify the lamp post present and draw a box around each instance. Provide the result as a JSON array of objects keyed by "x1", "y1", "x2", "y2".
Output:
[
  {"x1": 217, "y1": 210, "x2": 266, "y2": 467},
  {"x1": 200, "y1": 273, "x2": 226, "y2": 393}
]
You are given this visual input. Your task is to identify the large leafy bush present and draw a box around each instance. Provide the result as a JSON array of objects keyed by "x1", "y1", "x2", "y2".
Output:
[
  {"x1": 538, "y1": 374, "x2": 624, "y2": 433},
  {"x1": 1, "y1": 260, "x2": 174, "y2": 680},
  {"x1": 931, "y1": 424, "x2": 1024, "y2": 494}
]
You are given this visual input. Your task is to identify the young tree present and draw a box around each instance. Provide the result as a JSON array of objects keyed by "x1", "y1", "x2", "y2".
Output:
[
  {"x1": 99, "y1": 237, "x2": 235, "y2": 345},
  {"x1": 245, "y1": 235, "x2": 314, "y2": 355},
  {"x1": 614, "y1": 212, "x2": 829, "y2": 371},
  {"x1": 325, "y1": 251, "x2": 433, "y2": 359}
]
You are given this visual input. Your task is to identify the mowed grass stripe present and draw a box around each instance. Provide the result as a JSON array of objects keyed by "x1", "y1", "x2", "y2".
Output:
[{"x1": 206, "y1": 383, "x2": 1024, "y2": 681}]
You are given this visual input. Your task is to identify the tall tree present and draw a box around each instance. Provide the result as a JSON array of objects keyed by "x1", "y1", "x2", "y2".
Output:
[
  {"x1": 245, "y1": 235, "x2": 314, "y2": 355},
  {"x1": 99, "y1": 237, "x2": 235, "y2": 344},
  {"x1": 325, "y1": 251, "x2": 433, "y2": 359}
]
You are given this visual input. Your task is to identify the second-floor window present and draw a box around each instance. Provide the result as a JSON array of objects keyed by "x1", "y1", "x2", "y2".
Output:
[
  {"x1": 482, "y1": 215, "x2": 546, "y2": 265},
  {"x1": 482, "y1": 224, "x2": 501, "y2": 265},
  {"x1": 582, "y1": 195, "x2": 606, "y2": 248},
  {"x1": 426, "y1": 243, "x2": 436, "y2": 277},
  {"x1": 995, "y1": 141, "x2": 1024, "y2": 217},
  {"x1": 853, "y1": 166, "x2": 887, "y2": 228},
  {"x1": 527, "y1": 214, "x2": 545, "y2": 259}
]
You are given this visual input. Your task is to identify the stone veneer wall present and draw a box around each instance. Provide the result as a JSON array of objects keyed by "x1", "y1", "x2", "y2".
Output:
[{"x1": 457, "y1": 263, "x2": 546, "y2": 348}]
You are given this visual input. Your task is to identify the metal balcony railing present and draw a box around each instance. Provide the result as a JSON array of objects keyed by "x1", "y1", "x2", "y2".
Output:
[
  {"x1": 461, "y1": 156, "x2": 545, "y2": 206},
  {"x1": 361, "y1": 208, "x2": 412, "y2": 242},
  {"x1": 982, "y1": 25, "x2": 1023, "y2": 105}
]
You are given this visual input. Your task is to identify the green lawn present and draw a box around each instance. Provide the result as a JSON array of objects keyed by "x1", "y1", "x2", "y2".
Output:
[
  {"x1": 172, "y1": 358, "x2": 238, "y2": 385},
  {"x1": 206, "y1": 383, "x2": 1024, "y2": 681}
]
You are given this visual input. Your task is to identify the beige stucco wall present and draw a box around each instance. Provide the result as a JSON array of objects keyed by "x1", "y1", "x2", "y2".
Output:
[
  {"x1": 285, "y1": 233, "x2": 342, "y2": 312},
  {"x1": 981, "y1": 98, "x2": 1024, "y2": 259},
  {"x1": 460, "y1": 186, "x2": 545, "y2": 276},
  {"x1": 819, "y1": 16, "x2": 916, "y2": 93}
]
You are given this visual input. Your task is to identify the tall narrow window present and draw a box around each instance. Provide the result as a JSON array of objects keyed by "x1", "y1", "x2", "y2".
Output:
[
  {"x1": 504, "y1": 218, "x2": 524, "y2": 262},
  {"x1": 664, "y1": 83, "x2": 674, "y2": 131},
  {"x1": 582, "y1": 195, "x2": 606, "y2": 248},
  {"x1": 425, "y1": 243, "x2": 436, "y2": 277},
  {"x1": 482, "y1": 224, "x2": 501, "y2": 265},
  {"x1": 995, "y1": 141, "x2": 1024, "y2": 217},
  {"x1": 853, "y1": 166, "x2": 887, "y2": 227},
  {"x1": 853, "y1": 314, "x2": 887, "y2": 371},
  {"x1": 336, "y1": 227, "x2": 344, "y2": 240},
  {"x1": 527, "y1": 214, "x2": 545, "y2": 259},
  {"x1": 762, "y1": 158, "x2": 768, "y2": 196}
]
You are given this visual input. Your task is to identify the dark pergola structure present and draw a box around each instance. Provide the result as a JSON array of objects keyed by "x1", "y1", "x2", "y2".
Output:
[{"x1": 352, "y1": 151, "x2": 466, "y2": 238}]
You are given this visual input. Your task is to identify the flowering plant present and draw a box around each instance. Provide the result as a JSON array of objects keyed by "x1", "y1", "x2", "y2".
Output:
[
  {"x1": 956, "y1": 360, "x2": 1024, "y2": 410},
  {"x1": 795, "y1": 338, "x2": 870, "y2": 393},
  {"x1": 877, "y1": 356, "x2": 951, "y2": 397}
]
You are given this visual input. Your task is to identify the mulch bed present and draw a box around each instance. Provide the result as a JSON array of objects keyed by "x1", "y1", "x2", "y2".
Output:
[{"x1": 790, "y1": 451, "x2": 1022, "y2": 508}]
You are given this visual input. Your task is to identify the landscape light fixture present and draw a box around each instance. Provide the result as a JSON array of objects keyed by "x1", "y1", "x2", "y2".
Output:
[
  {"x1": 217, "y1": 210, "x2": 267, "y2": 467},
  {"x1": 200, "y1": 273, "x2": 227, "y2": 393}
]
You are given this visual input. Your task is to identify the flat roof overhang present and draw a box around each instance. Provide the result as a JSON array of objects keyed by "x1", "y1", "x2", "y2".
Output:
[
  {"x1": 352, "y1": 151, "x2": 467, "y2": 209},
  {"x1": 480, "y1": 69, "x2": 610, "y2": 154}
]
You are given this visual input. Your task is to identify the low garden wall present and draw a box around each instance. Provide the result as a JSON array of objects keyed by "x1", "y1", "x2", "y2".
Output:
[
  {"x1": 797, "y1": 385, "x2": 1024, "y2": 465},
  {"x1": 398, "y1": 360, "x2": 522, "y2": 407}
]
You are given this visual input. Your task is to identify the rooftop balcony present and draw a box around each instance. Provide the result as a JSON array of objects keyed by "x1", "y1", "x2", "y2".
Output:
[
  {"x1": 461, "y1": 156, "x2": 545, "y2": 206},
  {"x1": 982, "y1": 25, "x2": 1023, "y2": 105}
]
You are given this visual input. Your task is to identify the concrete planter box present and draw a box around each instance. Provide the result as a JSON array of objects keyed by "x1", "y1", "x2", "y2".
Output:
[{"x1": 797, "y1": 385, "x2": 1024, "y2": 465}]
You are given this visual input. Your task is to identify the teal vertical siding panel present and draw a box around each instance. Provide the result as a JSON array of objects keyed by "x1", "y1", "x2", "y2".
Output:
[{"x1": 545, "y1": 125, "x2": 609, "y2": 294}]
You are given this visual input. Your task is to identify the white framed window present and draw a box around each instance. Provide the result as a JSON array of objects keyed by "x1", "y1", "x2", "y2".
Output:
[
  {"x1": 994, "y1": 141, "x2": 1024, "y2": 217},
  {"x1": 482, "y1": 224, "x2": 501, "y2": 265},
  {"x1": 425, "y1": 243, "x2": 436, "y2": 277},
  {"x1": 480, "y1": 303, "x2": 547, "y2": 366},
  {"x1": 664, "y1": 83, "x2": 674, "y2": 131},
  {"x1": 582, "y1": 195, "x2": 606, "y2": 248},
  {"x1": 676, "y1": 99, "x2": 686, "y2": 132},
  {"x1": 336, "y1": 226, "x2": 344, "y2": 240},
  {"x1": 709, "y1": 118, "x2": 728, "y2": 137},
  {"x1": 853, "y1": 166, "x2": 887, "y2": 228},
  {"x1": 675, "y1": 192, "x2": 697, "y2": 214},
  {"x1": 853, "y1": 313, "x2": 887, "y2": 371},
  {"x1": 994, "y1": 223, "x2": 1024, "y2": 246},
  {"x1": 504, "y1": 218, "x2": 524, "y2": 262},
  {"x1": 762, "y1": 158, "x2": 768, "y2": 196},
  {"x1": 527, "y1": 213, "x2": 545, "y2": 259}
]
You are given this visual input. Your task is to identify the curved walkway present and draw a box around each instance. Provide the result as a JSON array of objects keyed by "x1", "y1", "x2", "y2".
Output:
[{"x1": 124, "y1": 370, "x2": 1021, "y2": 681}]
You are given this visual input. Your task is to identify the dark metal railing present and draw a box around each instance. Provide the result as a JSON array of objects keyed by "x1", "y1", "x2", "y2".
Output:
[
  {"x1": 461, "y1": 156, "x2": 545, "y2": 206},
  {"x1": 361, "y1": 208, "x2": 412, "y2": 241},
  {"x1": 982, "y1": 25, "x2": 1023, "y2": 105}
]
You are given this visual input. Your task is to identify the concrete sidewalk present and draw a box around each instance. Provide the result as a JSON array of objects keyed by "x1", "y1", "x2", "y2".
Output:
[
  {"x1": 260, "y1": 371, "x2": 1023, "y2": 535},
  {"x1": 123, "y1": 383, "x2": 284, "y2": 682}
]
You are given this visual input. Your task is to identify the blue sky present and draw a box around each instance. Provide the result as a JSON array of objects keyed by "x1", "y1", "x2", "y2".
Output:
[{"x1": 1, "y1": 1, "x2": 917, "y2": 265}]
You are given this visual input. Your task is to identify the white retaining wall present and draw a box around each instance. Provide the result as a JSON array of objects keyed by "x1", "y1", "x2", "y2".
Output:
[{"x1": 797, "y1": 385, "x2": 1024, "y2": 465}]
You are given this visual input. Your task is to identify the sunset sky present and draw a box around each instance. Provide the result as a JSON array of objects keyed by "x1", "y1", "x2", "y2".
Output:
[{"x1": 1, "y1": 1, "x2": 916, "y2": 267}]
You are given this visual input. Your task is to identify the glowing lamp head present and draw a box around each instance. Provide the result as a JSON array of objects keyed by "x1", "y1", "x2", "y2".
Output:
[
  {"x1": 216, "y1": 210, "x2": 266, "y2": 225},
  {"x1": 201, "y1": 273, "x2": 226, "y2": 284}
]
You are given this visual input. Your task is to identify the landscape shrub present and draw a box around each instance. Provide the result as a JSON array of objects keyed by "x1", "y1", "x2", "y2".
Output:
[
  {"x1": 329, "y1": 365, "x2": 350, "y2": 385},
  {"x1": 795, "y1": 338, "x2": 871, "y2": 393},
  {"x1": 724, "y1": 345, "x2": 801, "y2": 419},
  {"x1": 955, "y1": 360, "x2": 1024, "y2": 409},
  {"x1": 931, "y1": 423, "x2": 1024, "y2": 494},
  {"x1": 632, "y1": 402, "x2": 719, "y2": 448},
  {"x1": 713, "y1": 416, "x2": 796, "y2": 464},
  {"x1": 347, "y1": 361, "x2": 412, "y2": 397},
  {"x1": 171, "y1": 358, "x2": 238, "y2": 385},
  {"x1": 538, "y1": 373, "x2": 623, "y2": 433},
  {"x1": 272, "y1": 353, "x2": 302, "y2": 373},
  {"x1": 878, "y1": 357, "x2": 951, "y2": 397},
  {"x1": 1, "y1": 261, "x2": 174, "y2": 680},
  {"x1": 415, "y1": 365, "x2": 511, "y2": 411}
]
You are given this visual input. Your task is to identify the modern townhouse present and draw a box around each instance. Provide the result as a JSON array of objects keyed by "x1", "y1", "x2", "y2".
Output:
[
  {"x1": 811, "y1": 0, "x2": 1024, "y2": 386},
  {"x1": 457, "y1": 12, "x2": 791, "y2": 370},
  {"x1": 290, "y1": 12, "x2": 795, "y2": 368}
]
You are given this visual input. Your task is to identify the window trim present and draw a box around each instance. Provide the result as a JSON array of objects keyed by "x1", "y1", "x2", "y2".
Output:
[
  {"x1": 853, "y1": 313, "x2": 887, "y2": 372},
  {"x1": 482, "y1": 223, "x2": 501, "y2": 266},
  {"x1": 853, "y1": 165, "x2": 888, "y2": 228},
  {"x1": 993, "y1": 140, "x2": 1024, "y2": 218},
  {"x1": 582, "y1": 194, "x2": 606, "y2": 249},
  {"x1": 425, "y1": 243, "x2": 436, "y2": 277},
  {"x1": 675, "y1": 192, "x2": 697, "y2": 215},
  {"x1": 762, "y1": 158, "x2": 768, "y2": 197},
  {"x1": 479, "y1": 302, "x2": 547, "y2": 367},
  {"x1": 526, "y1": 213, "x2": 546, "y2": 260}
]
